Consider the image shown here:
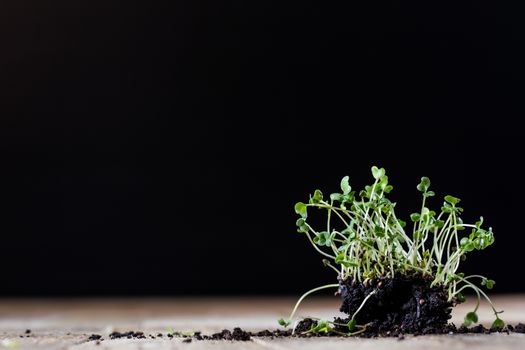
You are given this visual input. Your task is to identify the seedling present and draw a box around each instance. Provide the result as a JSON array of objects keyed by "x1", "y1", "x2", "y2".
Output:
[{"x1": 280, "y1": 166, "x2": 503, "y2": 335}]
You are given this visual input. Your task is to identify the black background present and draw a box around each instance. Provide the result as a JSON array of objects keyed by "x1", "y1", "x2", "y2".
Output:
[{"x1": 1, "y1": 1, "x2": 523, "y2": 295}]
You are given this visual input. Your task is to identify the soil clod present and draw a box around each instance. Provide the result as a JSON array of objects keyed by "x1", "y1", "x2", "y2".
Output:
[
  {"x1": 295, "y1": 318, "x2": 317, "y2": 334},
  {"x1": 338, "y1": 277, "x2": 454, "y2": 335},
  {"x1": 514, "y1": 323, "x2": 525, "y2": 333},
  {"x1": 207, "y1": 328, "x2": 251, "y2": 341},
  {"x1": 109, "y1": 331, "x2": 146, "y2": 339}
]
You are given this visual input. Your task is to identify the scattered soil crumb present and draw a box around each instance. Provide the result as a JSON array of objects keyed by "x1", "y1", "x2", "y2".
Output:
[
  {"x1": 109, "y1": 331, "x2": 146, "y2": 339},
  {"x1": 84, "y1": 322, "x2": 525, "y2": 343},
  {"x1": 514, "y1": 323, "x2": 525, "y2": 333},
  {"x1": 205, "y1": 328, "x2": 251, "y2": 341}
]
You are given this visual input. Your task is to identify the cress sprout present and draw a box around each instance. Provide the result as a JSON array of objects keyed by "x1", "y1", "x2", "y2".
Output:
[{"x1": 280, "y1": 166, "x2": 503, "y2": 334}]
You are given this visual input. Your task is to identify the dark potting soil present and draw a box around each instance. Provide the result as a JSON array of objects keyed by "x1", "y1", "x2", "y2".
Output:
[
  {"x1": 84, "y1": 321, "x2": 525, "y2": 343},
  {"x1": 190, "y1": 328, "x2": 251, "y2": 341},
  {"x1": 336, "y1": 276, "x2": 454, "y2": 335},
  {"x1": 507, "y1": 323, "x2": 525, "y2": 333},
  {"x1": 515, "y1": 323, "x2": 525, "y2": 333},
  {"x1": 109, "y1": 331, "x2": 146, "y2": 339},
  {"x1": 87, "y1": 334, "x2": 102, "y2": 341}
]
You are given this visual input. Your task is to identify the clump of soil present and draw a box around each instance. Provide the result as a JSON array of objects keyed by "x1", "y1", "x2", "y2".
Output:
[
  {"x1": 109, "y1": 331, "x2": 146, "y2": 339},
  {"x1": 336, "y1": 276, "x2": 454, "y2": 335},
  {"x1": 507, "y1": 323, "x2": 525, "y2": 333},
  {"x1": 294, "y1": 318, "x2": 317, "y2": 334},
  {"x1": 251, "y1": 329, "x2": 292, "y2": 337},
  {"x1": 205, "y1": 328, "x2": 251, "y2": 341},
  {"x1": 87, "y1": 334, "x2": 102, "y2": 341}
]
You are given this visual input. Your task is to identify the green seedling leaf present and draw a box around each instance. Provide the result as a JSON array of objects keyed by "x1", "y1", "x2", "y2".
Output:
[
  {"x1": 335, "y1": 252, "x2": 358, "y2": 267},
  {"x1": 476, "y1": 216, "x2": 484, "y2": 229},
  {"x1": 379, "y1": 175, "x2": 389, "y2": 189},
  {"x1": 295, "y1": 202, "x2": 307, "y2": 218},
  {"x1": 424, "y1": 190, "x2": 435, "y2": 197},
  {"x1": 444, "y1": 195, "x2": 461, "y2": 205},
  {"x1": 278, "y1": 318, "x2": 290, "y2": 327},
  {"x1": 434, "y1": 219, "x2": 445, "y2": 228},
  {"x1": 311, "y1": 320, "x2": 330, "y2": 333},
  {"x1": 482, "y1": 278, "x2": 495, "y2": 289},
  {"x1": 374, "y1": 225, "x2": 385, "y2": 237},
  {"x1": 371, "y1": 166, "x2": 385, "y2": 180},
  {"x1": 462, "y1": 243, "x2": 475, "y2": 252},
  {"x1": 417, "y1": 176, "x2": 431, "y2": 192},
  {"x1": 341, "y1": 176, "x2": 351, "y2": 195},
  {"x1": 310, "y1": 189, "x2": 323, "y2": 204},
  {"x1": 471, "y1": 228, "x2": 495, "y2": 250},
  {"x1": 492, "y1": 318, "x2": 505, "y2": 330},
  {"x1": 314, "y1": 231, "x2": 332, "y2": 247},
  {"x1": 347, "y1": 319, "x2": 357, "y2": 331},
  {"x1": 464, "y1": 311, "x2": 478, "y2": 326},
  {"x1": 442, "y1": 204, "x2": 453, "y2": 213},
  {"x1": 343, "y1": 192, "x2": 355, "y2": 202},
  {"x1": 410, "y1": 213, "x2": 421, "y2": 222},
  {"x1": 296, "y1": 218, "x2": 311, "y2": 234},
  {"x1": 456, "y1": 292, "x2": 466, "y2": 303},
  {"x1": 330, "y1": 193, "x2": 343, "y2": 202}
]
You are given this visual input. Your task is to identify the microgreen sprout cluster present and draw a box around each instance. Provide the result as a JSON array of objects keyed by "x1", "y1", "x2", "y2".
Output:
[{"x1": 279, "y1": 166, "x2": 503, "y2": 334}]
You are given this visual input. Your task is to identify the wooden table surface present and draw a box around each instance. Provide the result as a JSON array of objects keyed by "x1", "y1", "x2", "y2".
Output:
[{"x1": 1, "y1": 295, "x2": 524, "y2": 349}]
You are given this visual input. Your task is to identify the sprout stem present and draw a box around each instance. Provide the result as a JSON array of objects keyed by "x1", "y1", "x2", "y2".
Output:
[{"x1": 285, "y1": 284, "x2": 339, "y2": 327}]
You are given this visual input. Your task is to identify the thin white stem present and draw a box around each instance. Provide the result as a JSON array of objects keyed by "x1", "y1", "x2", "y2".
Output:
[{"x1": 286, "y1": 284, "x2": 340, "y2": 331}]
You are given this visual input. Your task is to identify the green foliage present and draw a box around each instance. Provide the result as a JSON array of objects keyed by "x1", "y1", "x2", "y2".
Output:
[
  {"x1": 347, "y1": 319, "x2": 357, "y2": 331},
  {"x1": 341, "y1": 176, "x2": 351, "y2": 195},
  {"x1": 294, "y1": 202, "x2": 307, "y2": 218},
  {"x1": 492, "y1": 318, "x2": 505, "y2": 329},
  {"x1": 282, "y1": 166, "x2": 502, "y2": 333},
  {"x1": 278, "y1": 318, "x2": 290, "y2": 327},
  {"x1": 310, "y1": 320, "x2": 332, "y2": 333},
  {"x1": 464, "y1": 312, "x2": 478, "y2": 326},
  {"x1": 444, "y1": 195, "x2": 461, "y2": 205},
  {"x1": 371, "y1": 166, "x2": 385, "y2": 180},
  {"x1": 417, "y1": 177, "x2": 431, "y2": 192},
  {"x1": 310, "y1": 190, "x2": 323, "y2": 204},
  {"x1": 482, "y1": 278, "x2": 495, "y2": 289}
]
